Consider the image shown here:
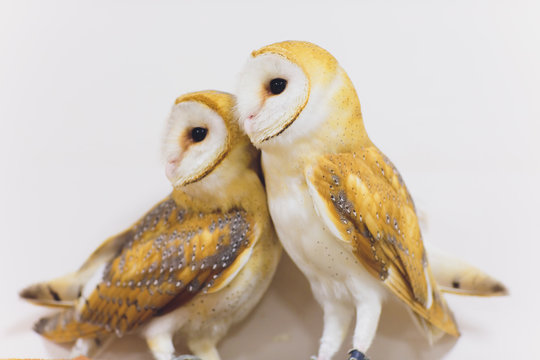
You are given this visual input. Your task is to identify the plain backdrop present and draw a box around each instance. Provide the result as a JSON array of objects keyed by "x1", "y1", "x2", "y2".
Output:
[{"x1": 1, "y1": 1, "x2": 539, "y2": 359}]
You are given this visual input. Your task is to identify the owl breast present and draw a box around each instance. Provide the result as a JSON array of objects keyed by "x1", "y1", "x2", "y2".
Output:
[{"x1": 263, "y1": 160, "x2": 382, "y2": 303}]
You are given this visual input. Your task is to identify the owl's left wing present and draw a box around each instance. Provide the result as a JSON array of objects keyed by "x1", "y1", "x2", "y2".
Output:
[
  {"x1": 34, "y1": 198, "x2": 259, "y2": 342},
  {"x1": 305, "y1": 148, "x2": 459, "y2": 336}
]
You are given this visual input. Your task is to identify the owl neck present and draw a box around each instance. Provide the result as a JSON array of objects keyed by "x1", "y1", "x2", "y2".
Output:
[
  {"x1": 318, "y1": 69, "x2": 372, "y2": 151},
  {"x1": 172, "y1": 144, "x2": 260, "y2": 210}
]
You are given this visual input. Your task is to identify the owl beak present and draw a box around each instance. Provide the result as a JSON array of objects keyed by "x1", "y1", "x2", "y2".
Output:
[
  {"x1": 165, "y1": 158, "x2": 180, "y2": 182},
  {"x1": 243, "y1": 114, "x2": 257, "y2": 135}
]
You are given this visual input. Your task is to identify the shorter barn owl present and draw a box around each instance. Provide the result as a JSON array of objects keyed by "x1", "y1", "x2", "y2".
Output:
[
  {"x1": 20, "y1": 91, "x2": 282, "y2": 360},
  {"x1": 235, "y1": 41, "x2": 507, "y2": 360}
]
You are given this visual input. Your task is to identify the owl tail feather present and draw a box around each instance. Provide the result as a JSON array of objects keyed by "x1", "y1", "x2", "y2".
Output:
[
  {"x1": 428, "y1": 246, "x2": 508, "y2": 297},
  {"x1": 33, "y1": 308, "x2": 103, "y2": 343},
  {"x1": 409, "y1": 310, "x2": 446, "y2": 345},
  {"x1": 21, "y1": 230, "x2": 132, "y2": 308},
  {"x1": 20, "y1": 272, "x2": 83, "y2": 308}
]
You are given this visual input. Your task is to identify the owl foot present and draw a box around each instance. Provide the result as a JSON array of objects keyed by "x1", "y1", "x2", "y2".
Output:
[
  {"x1": 348, "y1": 349, "x2": 369, "y2": 360},
  {"x1": 310, "y1": 356, "x2": 318, "y2": 360},
  {"x1": 172, "y1": 355, "x2": 202, "y2": 360}
]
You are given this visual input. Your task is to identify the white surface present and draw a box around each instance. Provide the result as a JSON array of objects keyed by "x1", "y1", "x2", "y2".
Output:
[{"x1": 0, "y1": 1, "x2": 538, "y2": 359}]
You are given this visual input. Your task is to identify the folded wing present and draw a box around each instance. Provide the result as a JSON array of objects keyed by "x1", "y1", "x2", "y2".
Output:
[
  {"x1": 305, "y1": 148, "x2": 459, "y2": 336},
  {"x1": 33, "y1": 196, "x2": 257, "y2": 342}
]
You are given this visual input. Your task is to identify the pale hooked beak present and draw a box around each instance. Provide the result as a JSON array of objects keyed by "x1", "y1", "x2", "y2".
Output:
[
  {"x1": 165, "y1": 158, "x2": 179, "y2": 182},
  {"x1": 243, "y1": 114, "x2": 257, "y2": 135}
]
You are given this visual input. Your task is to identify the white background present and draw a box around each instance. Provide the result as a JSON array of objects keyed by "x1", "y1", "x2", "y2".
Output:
[{"x1": 1, "y1": 1, "x2": 538, "y2": 359}]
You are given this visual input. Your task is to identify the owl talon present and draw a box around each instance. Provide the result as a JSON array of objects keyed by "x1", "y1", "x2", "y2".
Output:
[
  {"x1": 172, "y1": 355, "x2": 202, "y2": 360},
  {"x1": 310, "y1": 356, "x2": 318, "y2": 360},
  {"x1": 348, "y1": 349, "x2": 369, "y2": 360}
]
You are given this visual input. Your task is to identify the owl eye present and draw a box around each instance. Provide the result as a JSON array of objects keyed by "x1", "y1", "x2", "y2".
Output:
[
  {"x1": 269, "y1": 78, "x2": 287, "y2": 95},
  {"x1": 191, "y1": 127, "x2": 208, "y2": 142}
]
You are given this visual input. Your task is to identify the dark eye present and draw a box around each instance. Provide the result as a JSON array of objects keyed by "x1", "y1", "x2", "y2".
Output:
[
  {"x1": 269, "y1": 78, "x2": 287, "y2": 95},
  {"x1": 191, "y1": 127, "x2": 207, "y2": 142}
]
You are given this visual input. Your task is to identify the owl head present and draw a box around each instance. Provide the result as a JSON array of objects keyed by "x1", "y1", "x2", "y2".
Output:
[
  {"x1": 163, "y1": 90, "x2": 253, "y2": 189},
  {"x1": 235, "y1": 40, "x2": 363, "y2": 148}
]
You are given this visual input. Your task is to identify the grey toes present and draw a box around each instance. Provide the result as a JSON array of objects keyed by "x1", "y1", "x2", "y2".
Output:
[{"x1": 348, "y1": 349, "x2": 369, "y2": 360}]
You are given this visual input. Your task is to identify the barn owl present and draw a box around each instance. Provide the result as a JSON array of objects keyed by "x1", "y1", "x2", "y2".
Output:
[
  {"x1": 20, "y1": 90, "x2": 282, "y2": 360},
  {"x1": 235, "y1": 41, "x2": 507, "y2": 360}
]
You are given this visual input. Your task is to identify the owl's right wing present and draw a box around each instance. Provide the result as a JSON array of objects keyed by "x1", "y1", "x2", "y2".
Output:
[
  {"x1": 305, "y1": 148, "x2": 459, "y2": 337},
  {"x1": 34, "y1": 196, "x2": 259, "y2": 342}
]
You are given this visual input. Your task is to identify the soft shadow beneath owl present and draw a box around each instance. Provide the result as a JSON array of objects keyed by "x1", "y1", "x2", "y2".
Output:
[
  {"x1": 39, "y1": 253, "x2": 457, "y2": 360},
  {"x1": 219, "y1": 253, "x2": 322, "y2": 360}
]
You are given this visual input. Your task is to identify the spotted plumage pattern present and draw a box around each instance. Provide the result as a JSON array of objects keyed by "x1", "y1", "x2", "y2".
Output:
[
  {"x1": 34, "y1": 195, "x2": 256, "y2": 342},
  {"x1": 306, "y1": 147, "x2": 459, "y2": 336}
]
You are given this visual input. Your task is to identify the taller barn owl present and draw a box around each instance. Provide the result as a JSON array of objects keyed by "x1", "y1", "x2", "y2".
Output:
[
  {"x1": 235, "y1": 41, "x2": 506, "y2": 360},
  {"x1": 20, "y1": 91, "x2": 282, "y2": 360}
]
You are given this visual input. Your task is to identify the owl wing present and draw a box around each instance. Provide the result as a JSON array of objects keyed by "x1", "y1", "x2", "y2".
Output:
[
  {"x1": 305, "y1": 148, "x2": 459, "y2": 336},
  {"x1": 35, "y1": 196, "x2": 258, "y2": 342}
]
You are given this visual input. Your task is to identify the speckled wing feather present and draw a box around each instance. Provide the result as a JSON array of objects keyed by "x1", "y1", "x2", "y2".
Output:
[
  {"x1": 305, "y1": 148, "x2": 459, "y2": 336},
  {"x1": 35, "y1": 196, "x2": 256, "y2": 342}
]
